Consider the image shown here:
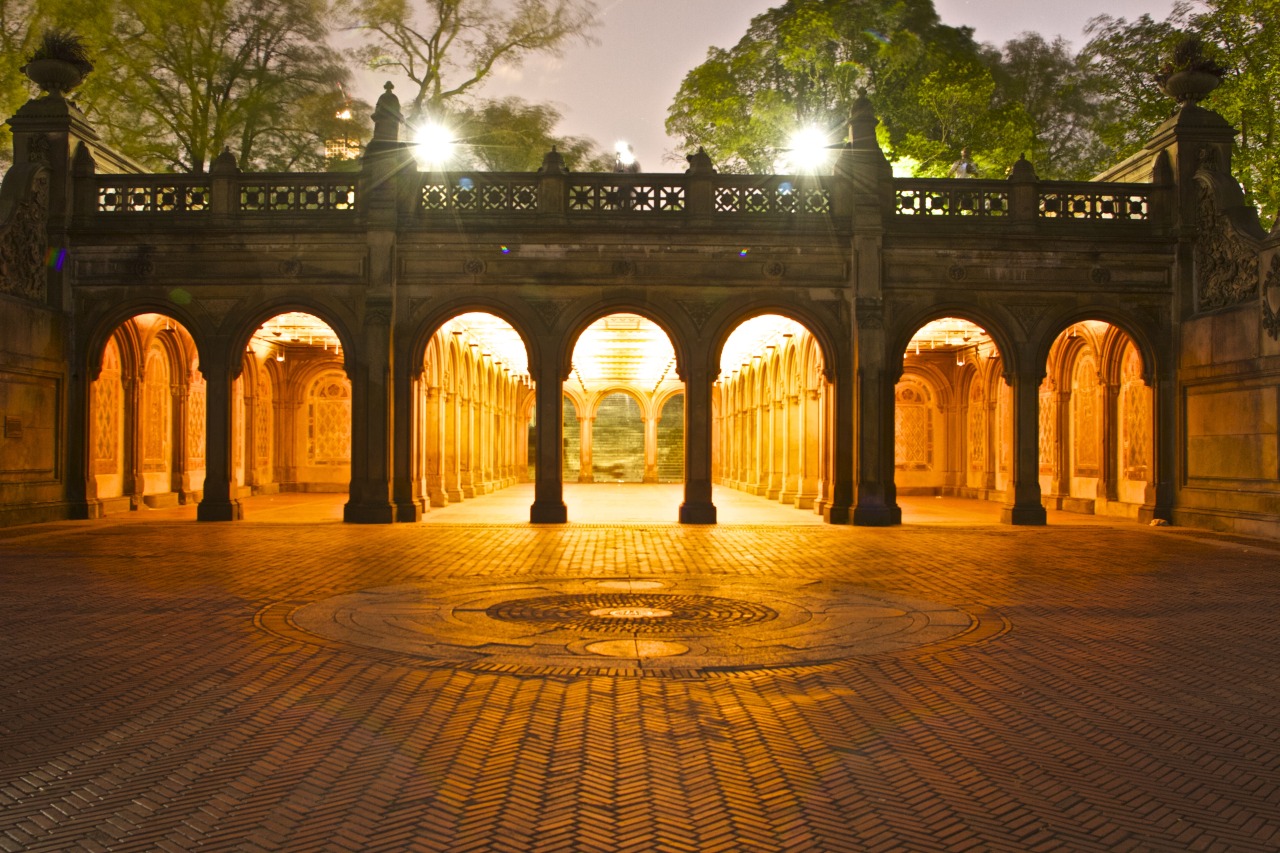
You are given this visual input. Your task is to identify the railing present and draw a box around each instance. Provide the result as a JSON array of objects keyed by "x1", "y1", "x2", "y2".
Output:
[
  {"x1": 713, "y1": 176, "x2": 831, "y2": 215},
  {"x1": 238, "y1": 176, "x2": 356, "y2": 212},
  {"x1": 893, "y1": 178, "x2": 1154, "y2": 222},
  {"x1": 894, "y1": 180, "x2": 1009, "y2": 217},
  {"x1": 94, "y1": 173, "x2": 357, "y2": 214},
  {"x1": 421, "y1": 175, "x2": 538, "y2": 213},
  {"x1": 1037, "y1": 183, "x2": 1150, "y2": 220},
  {"x1": 97, "y1": 178, "x2": 210, "y2": 213},
  {"x1": 568, "y1": 177, "x2": 687, "y2": 213}
]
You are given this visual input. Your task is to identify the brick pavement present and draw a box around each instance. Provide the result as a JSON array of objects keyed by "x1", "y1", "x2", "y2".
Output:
[{"x1": 1, "y1": 495, "x2": 1279, "y2": 851}]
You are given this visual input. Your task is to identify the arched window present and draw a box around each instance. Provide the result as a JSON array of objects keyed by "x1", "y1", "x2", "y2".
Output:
[{"x1": 307, "y1": 372, "x2": 352, "y2": 465}]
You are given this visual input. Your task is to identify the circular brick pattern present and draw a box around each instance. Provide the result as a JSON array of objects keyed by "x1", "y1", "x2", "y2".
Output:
[
  {"x1": 488, "y1": 593, "x2": 778, "y2": 634},
  {"x1": 264, "y1": 577, "x2": 990, "y2": 677}
]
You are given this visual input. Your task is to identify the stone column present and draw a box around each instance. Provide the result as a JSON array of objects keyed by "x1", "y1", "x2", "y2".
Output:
[
  {"x1": 643, "y1": 414, "x2": 659, "y2": 484},
  {"x1": 460, "y1": 395, "x2": 476, "y2": 499},
  {"x1": 123, "y1": 375, "x2": 143, "y2": 509},
  {"x1": 344, "y1": 299, "x2": 397, "y2": 523},
  {"x1": 680, "y1": 368, "x2": 716, "y2": 523},
  {"x1": 67, "y1": 355, "x2": 100, "y2": 518},
  {"x1": 392, "y1": 362, "x2": 425, "y2": 521},
  {"x1": 767, "y1": 399, "x2": 784, "y2": 499},
  {"x1": 196, "y1": 342, "x2": 243, "y2": 521},
  {"x1": 1001, "y1": 367, "x2": 1048, "y2": 525},
  {"x1": 849, "y1": 312, "x2": 896, "y2": 526},
  {"x1": 1099, "y1": 379, "x2": 1120, "y2": 503},
  {"x1": 444, "y1": 391, "x2": 463, "y2": 502},
  {"x1": 171, "y1": 379, "x2": 196, "y2": 502},
  {"x1": 578, "y1": 414, "x2": 595, "y2": 483},
  {"x1": 530, "y1": 348, "x2": 567, "y2": 523},
  {"x1": 797, "y1": 389, "x2": 820, "y2": 509},
  {"x1": 780, "y1": 394, "x2": 799, "y2": 504},
  {"x1": 1051, "y1": 387, "x2": 1071, "y2": 500},
  {"x1": 983, "y1": 396, "x2": 999, "y2": 493},
  {"x1": 1140, "y1": 364, "x2": 1175, "y2": 523}
]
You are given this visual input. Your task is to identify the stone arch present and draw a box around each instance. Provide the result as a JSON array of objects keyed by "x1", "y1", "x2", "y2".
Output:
[
  {"x1": 84, "y1": 300, "x2": 206, "y2": 381},
  {"x1": 708, "y1": 301, "x2": 841, "y2": 382},
  {"x1": 410, "y1": 299, "x2": 540, "y2": 383},
  {"x1": 229, "y1": 299, "x2": 358, "y2": 379},
  {"x1": 1037, "y1": 306, "x2": 1160, "y2": 387},
  {"x1": 558, "y1": 297, "x2": 691, "y2": 383},
  {"x1": 889, "y1": 304, "x2": 1019, "y2": 380}
]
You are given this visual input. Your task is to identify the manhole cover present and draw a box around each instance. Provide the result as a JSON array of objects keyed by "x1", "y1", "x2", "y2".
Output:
[{"x1": 486, "y1": 593, "x2": 778, "y2": 634}]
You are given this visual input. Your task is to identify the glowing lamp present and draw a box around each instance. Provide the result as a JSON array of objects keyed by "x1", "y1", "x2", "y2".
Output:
[
  {"x1": 414, "y1": 122, "x2": 456, "y2": 168},
  {"x1": 781, "y1": 126, "x2": 833, "y2": 173}
]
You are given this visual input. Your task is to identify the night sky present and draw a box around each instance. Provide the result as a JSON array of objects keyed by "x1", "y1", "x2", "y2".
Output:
[{"x1": 459, "y1": 0, "x2": 1180, "y2": 169}]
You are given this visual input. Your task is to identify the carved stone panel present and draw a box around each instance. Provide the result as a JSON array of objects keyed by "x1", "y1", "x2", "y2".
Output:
[{"x1": 1195, "y1": 181, "x2": 1259, "y2": 311}]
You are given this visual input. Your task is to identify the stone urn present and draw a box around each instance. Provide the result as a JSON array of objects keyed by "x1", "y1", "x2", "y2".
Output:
[
  {"x1": 21, "y1": 57, "x2": 91, "y2": 98},
  {"x1": 1160, "y1": 69, "x2": 1222, "y2": 105}
]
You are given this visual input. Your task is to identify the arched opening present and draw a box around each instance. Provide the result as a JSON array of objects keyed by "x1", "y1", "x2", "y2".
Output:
[
  {"x1": 418, "y1": 312, "x2": 534, "y2": 511},
  {"x1": 89, "y1": 313, "x2": 201, "y2": 514},
  {"x1": 714, "y1": 314, "x2": 831, "y2": 517},
  {"x1": 244, "y1": 312, "x2": 348, "y2": 502},
  {"x1": 895, "y1": 316, "x2": 1008, "y2": 521},
  {"x1": 1040, "y1": 321, "x2": 1154, "y2": 518},
  {"x1": 562, "y1": 312, "x2": 683, "y2": 519}
]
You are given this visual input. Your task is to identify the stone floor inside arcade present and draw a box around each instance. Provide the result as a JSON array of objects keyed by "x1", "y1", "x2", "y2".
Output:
[{"x1": 3, "y1": 486, "x2": 1279, "y2": 852}]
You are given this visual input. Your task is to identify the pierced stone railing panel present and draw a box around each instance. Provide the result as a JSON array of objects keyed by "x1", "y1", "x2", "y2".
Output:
[
  {"x1": 420, "y1": 176, "x2": 539, "y2": 213},
  {"x1": 894, "y1": 180, "x2": 1010, "y2": 217},
  {"x1": 713, "y1": 177, "x2": 830, "y2": 215},
  {"x1": 567, "y1": 178, "x2": 687, "y2": 212},
  {"x1": 239, "y1": 177, "x2": 356, "y2": 212},
  {"x1": 1038, "y1": 185, "x2": 1150, "y2": 220},
  {"x1": 97, "y1": 180, "x2": 210, "y2": 213}
]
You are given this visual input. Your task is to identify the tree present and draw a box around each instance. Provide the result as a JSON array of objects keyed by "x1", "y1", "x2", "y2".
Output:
[
  {"x1": 665, "y1": 0, "x2": 1025, "y2": 175},
  {"x1": 64, "y1": 0, "x2": 357, "y2": 172},
  {"x1": 448, "y1": 96, "x2": 608, "y2": 171},
  {"x1": 0, "y1": 0, "x2": 52, "y2": 168},
  {"x1": 343, "y1": 0, "x2": 597, "y2": 123}
]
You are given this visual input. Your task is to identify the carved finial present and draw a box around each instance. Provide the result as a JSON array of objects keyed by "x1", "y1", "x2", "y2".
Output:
[
  {"x1": 210, "y1": 145, "x2": 240, "y2": 175},
  {"x1": 1007, "y1": 152, "x2": 1037, "y2": 182},
  {"x1": 538, "y1": 145, "x2": 568, "y2": 175},
  {"x1": 685, "y1": 146, "x2": 716, "y2": 175}
]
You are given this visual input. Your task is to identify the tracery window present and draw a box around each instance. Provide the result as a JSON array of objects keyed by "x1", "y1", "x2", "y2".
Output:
[
  {"x1": 93, "y1": 338, "x2": 122, "y2": 474},
  {"x1": 1072, "y1": 355, "x2": 1100, "y2": 476},
  {"x1": 143, "y1": 343, "x2": 170, "y2": 471},
  {"x1": 307, "y1": 373, "x2": 352, "y2": 465},
  {"x1": 1120, "y1": 345, "x2": 1151, "y2": 480},
  {"x1": 968, "y1": 380, "x2": 986, "y2": 473},
  {"x1": 894, "y1": 380, "x2": 933, "y2": 470}
]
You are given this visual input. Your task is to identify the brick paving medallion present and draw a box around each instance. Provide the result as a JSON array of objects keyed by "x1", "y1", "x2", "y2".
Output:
[{"x1": 0, "y1": 514, "x2": 1279, "y2": 852}]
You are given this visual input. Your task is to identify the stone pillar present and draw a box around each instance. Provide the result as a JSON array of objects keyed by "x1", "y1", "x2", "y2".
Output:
[
  {"x1": 797, "y1": 388, "x2": 821, "y2": 509},
  {"x1": 766, "y1": 399, "x2": 784, "y2": 499},
  {"x1": 171, "y1": 381, "x2": 195, "y2": 502},
  {"x1": 983, "y1": 396, "x2": 999, "y2": 493},
  {"x1": 779, "y1": 394, "x2": 798, "y2": 504},
  {"x1": 849, "y1": 311, "x2": 896, "y2": 526},
  {"x1": 123, "y1": 374, "x2": 143, "y2": 509},
  {"x1": 68, "y1": 352, "x2": 100, "y2": 518},
  {"x1": 1140, "y1": 365, "x2": 1175, "y2": 523},
  {"x1": 680, "y1": 368, "x2": 716, "y2": 523},
  {"x1": 344, "y1": 299, "x2": 396, "y2": 523},
  {"x1": 1099, "y1": 379, "x2": 1120, "y2": 503},
  {"x1": 643, "y1": 414, "x2": 659, "y2": 484},
  {"x1": 392, "y1": 360, "x2": 424, "y2": 521},
  {"x1": 1001, "y1": 367, "x2": 1048, "y2": 525},
  {"x1": 460, "y1": 395, "x2": 476, "y2": 499},
  {"x1": 197, "y1": 342, "x2": 243, "y2": 520},
  {"x1": 1051, "y1": 388, "x2": 1071, "y2": 500},
  {"x1": 530, "y1": 349, "x2": 567, "y2": 523},
  {"x1": 578, "y1": 414, "x2": 595, "y2": 483},
  {"x1": 444, "y1": 391, "x2": 463, "y2": 502}
]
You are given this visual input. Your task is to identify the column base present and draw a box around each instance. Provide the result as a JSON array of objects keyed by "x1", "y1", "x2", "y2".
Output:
[
  {"x1": 1137, "y1": 504, "x2": 1172, "y2": 524},
  {"x1": 197, "y1": 499, "x2": 243, "y2": 521},
  {"x1": 1001, "y1": 504, "x2": 1047, "y2": 525},
  {"x1": 679, "y1": 501, "x2": 717, "y2": 524},
  {"x1": 851, "y1": 504, "x2": 901, "y2": 526},
  {"x1": 344, "y1": 501, "x2": 396, "y2": 524},
  {"x1": 395, "y1": 500, "x2": 424, "y2": 522},
  {"x1": 824, "y1": 503, "x2": 851, "y2": 524},
  {"x1": 530, "y1": 501, "x2": 568, "y2": 523}
]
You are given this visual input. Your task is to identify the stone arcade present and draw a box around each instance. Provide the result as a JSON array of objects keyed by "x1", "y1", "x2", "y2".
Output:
[{"x1": 1, "y1": 68, "x2": 1277, "y2": 537}]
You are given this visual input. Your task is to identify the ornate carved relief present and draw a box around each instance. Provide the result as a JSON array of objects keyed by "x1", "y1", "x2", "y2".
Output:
[
  {"x1": 93, "y1": 339, "x2": 121, "y2": 475},
  {"x1": 762, "y1": 261, "x2": 785, "y2": 279},
  {"x1": 463, "y1": 258, "x2": 486, "y2": 276},
  {"x1": 1007, "y1": 303, "x2": 1048, "y2": 337},
  {"x1": 0, "y1": 169, "x2": 50, "y2": 302},
  {"x1": 1072, "y1": 356, "x2": 1099, "y2": 476},
  {"x1": 1263, "y1": 254, "x2": 1280, "y2": 339},
  {"x1": 143, "y1": 345, "x2": 170, "y2": 471},
  {"x1": 187, "y1": 368, "x2": 206, "y2": 466},
  {"x1": 1195, "y1": 180, "x2": 1258, "y2": 311},
  {"x1": 967, "y1": 381, "x2": 985, "y2": 473},
  {"x1": 676, "y1": 299, "x2": 717, "y2": 332},
  {"x1": 255, "y1": 377, "x2": 271, "y2": 466},
  {"x1": 855, "y1": 296, "x2": 883, "y2": 330},
  {"x1": 527, "y1": 298, "x2": 571, "y2": 331},
  {"x1": 1120, "y1": 345, "x2": 1151, "y2": 480},
  {"x1": 1038, "y1": 378, "x2": 1056, "y2": 474}
]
